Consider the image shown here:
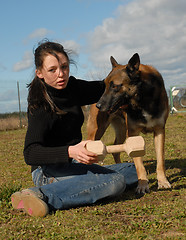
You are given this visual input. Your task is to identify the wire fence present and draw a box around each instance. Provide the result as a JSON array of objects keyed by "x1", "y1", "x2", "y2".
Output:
[
  {"x1": 0, "y1": 80, "x2": 28, "y2": 114},
  {"x1": 0, "y1": 80, "x2": 186, "y2": 117}
]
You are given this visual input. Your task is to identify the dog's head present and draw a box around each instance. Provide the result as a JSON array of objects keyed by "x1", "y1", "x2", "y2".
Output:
[{"x1": 96, "y1": 53, "x2": 140, "y2": 113}]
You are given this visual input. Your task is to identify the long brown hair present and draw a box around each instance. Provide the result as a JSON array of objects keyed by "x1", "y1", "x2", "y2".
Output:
[{"x1": 27, "y1": 40, "x2": 75, "y2": 114}]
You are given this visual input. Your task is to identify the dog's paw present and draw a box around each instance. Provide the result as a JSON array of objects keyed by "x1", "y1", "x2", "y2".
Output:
[
  {"x1": 158, "y1": 180, "x2": 171, "y2": 189},
  {"x1": 135, "y1": 179, "x2": 150, "y2": 196}
]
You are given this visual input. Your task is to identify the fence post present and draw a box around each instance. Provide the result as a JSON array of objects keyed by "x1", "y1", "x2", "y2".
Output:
[
  {"x1": 17, "y1": 81, "x2": 22, "y2": 128},
  {"x1": 169, "y1": 87, "x2": 174, "y2": 114}
]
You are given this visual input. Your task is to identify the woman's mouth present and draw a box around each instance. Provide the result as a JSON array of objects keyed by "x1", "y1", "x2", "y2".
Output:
[{"x1": 57, "y1": 80, "x2": 66, "y2": 86}]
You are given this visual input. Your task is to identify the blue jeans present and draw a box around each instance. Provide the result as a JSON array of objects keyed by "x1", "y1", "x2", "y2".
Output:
[{"x1": 31, "y1": 160, "x2": 138, "y2": 210}]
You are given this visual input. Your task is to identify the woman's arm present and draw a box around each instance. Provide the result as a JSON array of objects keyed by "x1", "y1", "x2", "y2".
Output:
[
  {"x1": 69, "y1": 77, "x2": 105, "y2": 106},
  {"x1": 24, "y1": 108, "x2": 70, "y2": 166}
]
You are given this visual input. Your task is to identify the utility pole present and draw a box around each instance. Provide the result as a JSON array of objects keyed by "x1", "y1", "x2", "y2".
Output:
[{"x1": 17, "y1": 81, "x2": 22, "y2": 128}]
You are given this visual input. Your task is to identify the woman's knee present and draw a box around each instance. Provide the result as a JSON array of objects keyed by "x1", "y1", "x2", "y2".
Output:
[{"x1": 108, "y1": 173, "x2": 126, "y2": 197}]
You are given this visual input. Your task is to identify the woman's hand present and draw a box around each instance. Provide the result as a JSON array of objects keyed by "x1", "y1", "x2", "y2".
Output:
[{"x1": 68, "y1": 141, "x2": 99, "y2": 164}]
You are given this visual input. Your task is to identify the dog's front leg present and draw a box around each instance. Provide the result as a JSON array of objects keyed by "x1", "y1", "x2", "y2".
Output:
[
  {"x1": 154, "y1": 128, "x2": 171, "y2": 189},
  {"x1": 127, "y1": 127, "x2": 150, "y2": 194},
  {"x1": 133, "y1": 157, "x2": 150, "y2": 194},
  {"x1": 87, "y1": 104, "x2": 100, "y2": 140},
  {"x1": 87, "y1": 104, "x2": 110, "y2": 140},
  {"x1": 111, "y1": 115, "x2": 126, "y2": 163}
]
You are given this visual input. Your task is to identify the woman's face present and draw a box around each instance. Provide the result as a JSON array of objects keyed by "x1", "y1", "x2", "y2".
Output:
[{"x1": 36, "y1": 53, "x2": 70, "y2": 90}]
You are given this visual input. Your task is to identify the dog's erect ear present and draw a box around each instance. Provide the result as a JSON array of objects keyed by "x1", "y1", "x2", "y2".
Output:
[
  {"x1": 127, "y1": 53, "x2": 140, "y2": 76},
  {"x1": 110, "y1": 56, "x2": 118, "y2": 68}
]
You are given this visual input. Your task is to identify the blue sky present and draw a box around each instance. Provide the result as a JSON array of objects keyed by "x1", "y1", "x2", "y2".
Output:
[{"x1": 0, "y1": 0, "x2": 185, "y2": 113}]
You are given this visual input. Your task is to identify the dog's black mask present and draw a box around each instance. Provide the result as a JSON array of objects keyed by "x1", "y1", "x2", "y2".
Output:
[{"x1": 96, "y1": 81, "x2": 131, "y2": 114}]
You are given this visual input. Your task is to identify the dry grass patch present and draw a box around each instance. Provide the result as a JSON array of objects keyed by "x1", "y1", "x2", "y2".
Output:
[{"x1": 0, "y1": 116, "x2": 27, "y2": 131}]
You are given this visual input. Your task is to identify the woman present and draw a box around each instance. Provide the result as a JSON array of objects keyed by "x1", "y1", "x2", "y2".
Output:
[{"x1": 11, "y1": 40, "x2": 138, "y2": 217}]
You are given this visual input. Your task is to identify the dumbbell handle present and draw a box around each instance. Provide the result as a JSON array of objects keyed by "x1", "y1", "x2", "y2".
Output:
[{"x1": 106, "y1": 144, "x2": 127, "y2": 154}]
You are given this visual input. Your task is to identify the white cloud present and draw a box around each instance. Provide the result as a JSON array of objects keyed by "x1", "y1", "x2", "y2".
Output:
[
  {"x1": 13, "y1": 51, "x2": 33, "y2": 72},
  {"x1": 60, "y1": 40, "x2": 80, "y2": 53},
  {"x1": 23, "y1": 28, "x2": 52, "y2": 44},
  {"x1": 86, "y1": 0, "x2": 186, "y2": 88}
]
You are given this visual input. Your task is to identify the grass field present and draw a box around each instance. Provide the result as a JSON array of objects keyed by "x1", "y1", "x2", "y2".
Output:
[{"x1": 0, "y1": 113, "x2": 185, "y2": 239}]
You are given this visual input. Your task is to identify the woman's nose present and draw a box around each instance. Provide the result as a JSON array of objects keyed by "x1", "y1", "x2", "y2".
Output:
[{"x1": 58, "y1": 68, "x2": 64, "y2": 77}]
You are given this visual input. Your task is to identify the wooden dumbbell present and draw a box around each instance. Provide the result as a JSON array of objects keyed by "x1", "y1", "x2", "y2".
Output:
[{"x1": 85, "y1": 136, "x2": 145, "y2": 161}]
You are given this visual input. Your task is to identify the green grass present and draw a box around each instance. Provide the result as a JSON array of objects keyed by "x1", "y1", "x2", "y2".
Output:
[{"x1": 0, "y1": 114, "x2": 185, "y2": 239}]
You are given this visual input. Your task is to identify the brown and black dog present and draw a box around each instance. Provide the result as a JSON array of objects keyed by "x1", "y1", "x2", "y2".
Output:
[{"x1": 87, "y1": 53, "x2": 171, "y2": 194}]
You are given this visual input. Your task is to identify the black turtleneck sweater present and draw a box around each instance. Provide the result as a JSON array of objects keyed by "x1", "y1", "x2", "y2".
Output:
[{"x1": 24, "y1": 76, "x2": 105, "y2": 172}]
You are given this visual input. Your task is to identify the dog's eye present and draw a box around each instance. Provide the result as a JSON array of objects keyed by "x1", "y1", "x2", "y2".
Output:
[
  {"x1": 110, "y1": 81, "x2": 114, "y2": 87},
  {"x1": 110, "y1": 82, "x2": 123, "y2": 91}
]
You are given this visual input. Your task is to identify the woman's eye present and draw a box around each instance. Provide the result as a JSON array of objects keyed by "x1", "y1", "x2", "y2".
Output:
[
  {"x1": 62, "y1": 65, "x2": 69, "y2": 70},
  {"x1": 49, "y1": 69, "x2": 55, "y2": 73}
]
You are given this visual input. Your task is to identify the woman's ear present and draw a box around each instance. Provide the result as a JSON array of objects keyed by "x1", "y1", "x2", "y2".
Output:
[{"x1": 36, "y1": 69, "x2": 43, "y2": 79}]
